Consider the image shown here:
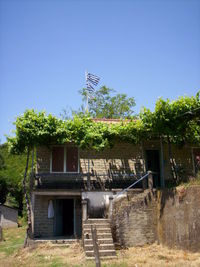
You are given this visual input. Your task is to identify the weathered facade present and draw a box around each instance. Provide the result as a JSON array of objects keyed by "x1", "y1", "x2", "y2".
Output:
[
  {"x1": 111, "y1": 185, "x2": 200, "y2": 252},
  {"x1": 32, "y1": 138, "x2": 199, "y2": 241}
]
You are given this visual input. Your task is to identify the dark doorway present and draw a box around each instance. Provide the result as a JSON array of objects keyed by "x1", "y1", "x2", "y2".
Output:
[
  {"x1": 63, "y1": 199, "x2": 74, "y2": 236},
  {"x1": 54, "y1": 199, "x2": 74, "y2": 237},
  {"x1": 146, "y1": 150, "x2": 161, "y2": 187}
]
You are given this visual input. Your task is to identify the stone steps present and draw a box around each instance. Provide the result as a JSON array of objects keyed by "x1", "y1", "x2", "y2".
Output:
[
  {"x1": 84, "y1": 244, "x2": 115, "y2": 251},
  {"x1": 84, "y1": 228, "x2": 111, "y2": 234},
  {"x1": 84, "y1": 238, "x2": 113, "y2": 245},
  {"x1": 84, "y1": 232, "x2": 113, "y2": 239},
  {"x1": 83, "y1": 218, "x2": 117, "y2": 259},
  {"x1": 34, "y1": 238, "x2": 78, "y2": 245},
  {"x1": 86, "y1": 249, "x2": 116, "y2": 257},
  {"x1": 86, "y1": 218, "x2": 109, "y2": 224},
  {"x1": 84, "y1": 223, "x2": 110, "y2": 229}
]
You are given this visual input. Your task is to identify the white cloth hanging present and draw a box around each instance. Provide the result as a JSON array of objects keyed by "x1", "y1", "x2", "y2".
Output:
[{"x1": 48, "y1": 200, "x2": 54, "y2": 218}]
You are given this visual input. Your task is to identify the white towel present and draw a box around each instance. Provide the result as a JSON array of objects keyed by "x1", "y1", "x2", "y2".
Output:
[{"x1": 48, "y1": 200, "x2": 54, "y2": 218}]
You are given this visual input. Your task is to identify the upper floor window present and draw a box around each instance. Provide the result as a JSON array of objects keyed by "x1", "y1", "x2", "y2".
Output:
[{"x1": 51, "y1": 146, "x2": 79, "y2": 173}]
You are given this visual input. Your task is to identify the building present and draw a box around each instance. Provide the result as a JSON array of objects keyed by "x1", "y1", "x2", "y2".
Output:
[
  {"x1": 0, "y1": 204, "x2": 18, "y2": 229},
  {"x1": 31, "y1": 134, "x2": 199, "y2": 239}
]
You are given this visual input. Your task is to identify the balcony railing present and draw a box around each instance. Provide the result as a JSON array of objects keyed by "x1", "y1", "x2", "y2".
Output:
[{"x1": 35, "y1": 171, "x2": 145, "y2": 190}]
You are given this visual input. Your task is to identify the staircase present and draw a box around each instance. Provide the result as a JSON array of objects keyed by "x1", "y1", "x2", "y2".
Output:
[{"x1": 83, "y1": 218, "x2": 117, "y2": 260}]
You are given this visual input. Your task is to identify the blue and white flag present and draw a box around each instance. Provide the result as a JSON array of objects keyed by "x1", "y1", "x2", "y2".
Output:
[
  {"x1": 86, "y1": 82, "x2": 95, "y2": 92},
  {"x1": 86, "y1": 72, "x2": 100, "y2": 87}
]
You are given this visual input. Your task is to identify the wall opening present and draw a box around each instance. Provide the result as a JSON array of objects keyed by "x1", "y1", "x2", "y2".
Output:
[
  {"x1": 54, "y1": 199, "x2": 74, "y2": 237},
  {"x1": 146, "y1": 150, "x2": 161, "y2": 187}
]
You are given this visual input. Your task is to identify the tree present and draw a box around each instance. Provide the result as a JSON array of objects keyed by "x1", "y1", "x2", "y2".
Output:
[
  {"x1": 0, "y1": 143, "x2": 26, "y2": 210},
  {"x1": 79, "y1": 86, "x2": 136, "y2": 119},
  {"x1": 140, "y1": 91, "x2": 200, "y2": 182}
]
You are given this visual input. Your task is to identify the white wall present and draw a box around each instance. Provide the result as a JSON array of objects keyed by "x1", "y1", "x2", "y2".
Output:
[{"x1": 82, "y1": 191, "x2": 113, "y2": 218}]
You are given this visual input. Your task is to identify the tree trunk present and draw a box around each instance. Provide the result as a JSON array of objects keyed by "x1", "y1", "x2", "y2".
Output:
[
  {"x1": 29, "y1": 148, "x2": 35, "y2": 192},
  {"x1": 23, "y1": 147, "x2": 32, "y2": 247}
]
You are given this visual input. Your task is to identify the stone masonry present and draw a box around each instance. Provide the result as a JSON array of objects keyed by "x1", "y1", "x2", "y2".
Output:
[
  {"x1": 36, "y1": 141, "x2": 195, "y2": 183},
  {"x1": 111, "y1": 185, "x2": 200, "y2": 252},
  {"x1": 111, "y1": 189, "x2": 157, "y2": 247}
]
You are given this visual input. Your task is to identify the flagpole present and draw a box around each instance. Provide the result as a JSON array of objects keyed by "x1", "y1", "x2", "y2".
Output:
[{"x1": 85, "y1": 70, "x2": 88, "y2": 114}]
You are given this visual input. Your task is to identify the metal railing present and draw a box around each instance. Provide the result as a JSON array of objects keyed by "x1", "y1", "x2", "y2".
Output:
[{"x1": 114, "y1": 171, "x2": 152, "y2": 199}]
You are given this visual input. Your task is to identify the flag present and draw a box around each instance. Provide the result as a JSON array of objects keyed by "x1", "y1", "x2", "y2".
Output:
[
  {"x1": 86, "y1": 82, "x2": 95, "y2": 92},
  {"x1": 86, "y1": 72, "x2": 100, "y2": 86}
]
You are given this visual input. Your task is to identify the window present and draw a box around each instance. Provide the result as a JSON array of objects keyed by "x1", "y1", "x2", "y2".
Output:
[{"x1": 51, "y1": 146, "x2": 79, "y2": 173}]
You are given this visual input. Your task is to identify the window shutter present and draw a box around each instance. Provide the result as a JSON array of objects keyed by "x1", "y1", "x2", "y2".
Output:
[
  {"x1": 66, "y1": 147, "x2": 78, "y2": 172},
  {"x1": 52, "y1": 147, "x2": 64, "y2": 172}
]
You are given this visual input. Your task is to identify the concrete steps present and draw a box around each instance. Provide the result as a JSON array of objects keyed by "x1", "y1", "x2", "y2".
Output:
[{"x1": 83, "y1": 218, "x2": 117, "y2": 259}]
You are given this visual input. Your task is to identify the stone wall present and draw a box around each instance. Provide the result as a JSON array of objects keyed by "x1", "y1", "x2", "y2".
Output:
[
  {"x1": 37, "y1": 143, "x2": 144, "y2": 177},
  {"x1": 36, "y1": 142, "x2": 195, "y2": 184},
  {"x1": 33, "y1": 195, "x2": 82, "y2": 238},
  {"x1": 80, "y1": 143, "x2": 143, "y2": 176},
  {"x1": 36, "y1": 146, "x2": 51, "y2": 173},
  {"x1": 111, "y1": 189, "x2": 157, "y2": 247},
  {"x1": 111, "y1": 185, "x2": 200, "y2": 252},
  {"x1": 157, "y1": 185, "x2": 200, "y2": 252},
  {"x1": 34, "y1": 195, "x2": 54, "y2": 237},
  {"x1": 142, "y1": 140, "x2": 194, "y2": 181}
]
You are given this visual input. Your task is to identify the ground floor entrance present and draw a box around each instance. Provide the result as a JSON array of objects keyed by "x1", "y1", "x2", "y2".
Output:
[
  {"x1": 54, "y1": 199, "x2": 74, "y2": 237},
  {"x1": 33, "y1": 194, "x2": 82, "y2": 239}
]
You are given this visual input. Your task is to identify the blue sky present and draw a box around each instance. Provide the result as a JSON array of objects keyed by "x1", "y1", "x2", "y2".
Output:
[{"x1": 0, "y1": 0, "x2": 200, "y2": 143}]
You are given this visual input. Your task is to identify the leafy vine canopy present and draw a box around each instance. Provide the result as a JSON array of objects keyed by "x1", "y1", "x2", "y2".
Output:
[{"x1": 7, "y1": 92, "x2": 200, "y2": 154}]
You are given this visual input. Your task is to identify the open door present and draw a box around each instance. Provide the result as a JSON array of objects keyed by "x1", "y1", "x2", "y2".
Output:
[
  {"x1": 54, "y1": 199, "x2": 74, "y2": 237},
  {"x1": 146, "y1": 150, "x2": 161, "y2": 187}
]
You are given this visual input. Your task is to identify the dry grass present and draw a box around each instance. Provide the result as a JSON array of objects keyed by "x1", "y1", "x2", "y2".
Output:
[
  {"x1": 0, "y1": 227, "x2": 200, "y2": 267},
  {"x1": 113, "y1": 244, "x2": 200, "y2": 267}
]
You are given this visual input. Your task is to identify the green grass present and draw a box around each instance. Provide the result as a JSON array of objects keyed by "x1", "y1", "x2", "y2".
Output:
[{"x1": 0, "y1": 226, "x2": 25, "y2": 256}]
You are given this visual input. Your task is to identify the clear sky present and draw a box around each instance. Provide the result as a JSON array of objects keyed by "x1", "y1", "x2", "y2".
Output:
[{"x1": 0, "y1": 0, "x2": 200, "y2": 143}]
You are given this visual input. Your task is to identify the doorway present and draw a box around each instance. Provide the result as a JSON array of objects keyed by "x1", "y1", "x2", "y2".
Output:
[
  {"x1": 146, "y1": 150, "x2": 161, "y2": 187},
  {"x1": 54, "y1": 199, "x2": 74, "y2": 237}
]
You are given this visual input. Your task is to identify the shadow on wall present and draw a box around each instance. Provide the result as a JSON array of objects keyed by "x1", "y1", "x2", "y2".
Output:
[{"x1": 157, "y1": 188, "x2": 176, "y2": 218}]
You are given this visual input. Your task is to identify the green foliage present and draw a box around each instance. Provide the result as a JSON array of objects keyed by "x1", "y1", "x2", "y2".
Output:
[
  {"x1": 80, "y1": 86, "x2": 136, "y2": 118},
  {"x1": 0, "y1": 143, "x2": 27, "y2": 208},
  {"x1": 140, "y1": 92, "x2": 200, "y2": 143},
  {"x1": 0, "y1": 177, "x2": 8, "y2": 204},
  {"x1": 7, "y1": 92, "x2": 200, "y2": 155}
]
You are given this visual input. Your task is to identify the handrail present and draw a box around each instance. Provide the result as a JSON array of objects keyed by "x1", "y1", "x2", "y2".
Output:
[{"x1": 114, "y1": 171, "x2": 151, "y2": 199}]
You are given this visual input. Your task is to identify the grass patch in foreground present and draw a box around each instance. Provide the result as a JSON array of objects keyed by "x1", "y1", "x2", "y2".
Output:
[
  {"x1": 0, "y1": 226, "x2": 25, "y2": 256},
  {"x1": 1, "y1": 227, "x2": 200, "y2": 266}
]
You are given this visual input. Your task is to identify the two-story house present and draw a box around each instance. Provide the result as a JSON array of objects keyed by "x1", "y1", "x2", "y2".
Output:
[{"x1": 31, "y1": 119, "x2": 199, "y2": 243}]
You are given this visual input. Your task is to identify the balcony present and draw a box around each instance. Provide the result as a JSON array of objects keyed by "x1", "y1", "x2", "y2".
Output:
[{"x1": 35, "y1": 172, "x2": 144, "y2": 191}]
